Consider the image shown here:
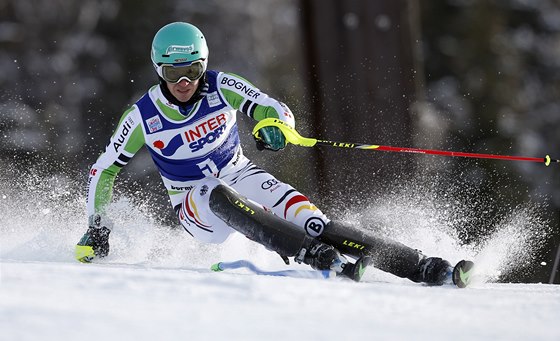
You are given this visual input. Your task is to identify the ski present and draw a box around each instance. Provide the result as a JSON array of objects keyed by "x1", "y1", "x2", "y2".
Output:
[
  {"x1": 211, "y1": 260, "x2": 335, "y2": 279},
  {"x1": 211, "y1": 259, "x2": 474, "y2": 287}
]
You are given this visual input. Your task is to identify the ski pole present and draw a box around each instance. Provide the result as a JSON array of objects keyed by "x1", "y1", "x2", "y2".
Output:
[{"x1": 252, "y1": 118, "x2": 559, "y2": 167}]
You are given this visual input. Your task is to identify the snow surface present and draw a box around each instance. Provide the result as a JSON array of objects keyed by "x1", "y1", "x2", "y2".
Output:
[
  {"x1": 1, "y1": 258, "x2": 559, "y2": 341},
  {"x1": 1, "y1": 173, "x2": 560, "y2": 340}
]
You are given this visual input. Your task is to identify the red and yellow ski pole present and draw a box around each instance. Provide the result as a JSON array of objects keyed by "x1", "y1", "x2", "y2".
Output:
[{"x1": 253, "y1": 118, "x2": 559, "y2": 167}]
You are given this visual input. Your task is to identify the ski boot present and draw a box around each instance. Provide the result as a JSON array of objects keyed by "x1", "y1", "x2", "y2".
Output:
[
  {"x1": 417, "y1": 257, "x2": 475, "y2": 288},
  {"x1": 416, "y1": 256, "x2": 453, "y2": 286},
  {"x1": 296, "y1": 242, "x2": 371, "y2": 282}
]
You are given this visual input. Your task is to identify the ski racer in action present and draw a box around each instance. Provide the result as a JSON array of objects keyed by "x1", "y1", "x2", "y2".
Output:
[{"x1": 75, "y1": 22, "x2": 473, "y2": 287}]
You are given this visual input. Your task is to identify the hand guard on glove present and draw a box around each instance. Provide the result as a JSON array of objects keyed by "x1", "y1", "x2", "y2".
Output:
[
  {"x1": 75, "y1": 214, "x2": 112, "y2": 263},
  {"x1": 254, "y1": 126, "x2": 286, "y2": 151}
]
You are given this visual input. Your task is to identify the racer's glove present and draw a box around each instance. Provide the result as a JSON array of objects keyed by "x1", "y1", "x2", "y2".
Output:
[
  {"x1": 75, "y1": 214, "x2": 112, "y2": 263},
  {"x1": 254, "y1": 126, "x2": 286, "y2": 151}
]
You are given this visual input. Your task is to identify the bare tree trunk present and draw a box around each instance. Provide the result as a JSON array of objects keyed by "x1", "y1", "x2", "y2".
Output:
[{"x1": 300, "y1": 0, "x2": 419, "y2": 208}]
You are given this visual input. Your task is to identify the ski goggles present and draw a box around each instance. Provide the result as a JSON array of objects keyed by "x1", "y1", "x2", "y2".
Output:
[{"x1": 156, "y1": 60, "x2": 206, "y2": 83}]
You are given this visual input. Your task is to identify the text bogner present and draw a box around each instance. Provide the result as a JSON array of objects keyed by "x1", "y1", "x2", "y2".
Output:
[{"x1": 221, "y1": 76, "x2": 261, "y2": 99}]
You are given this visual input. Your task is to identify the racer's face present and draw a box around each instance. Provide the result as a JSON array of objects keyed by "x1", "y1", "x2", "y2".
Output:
[{"x1": 166, "y1": 78, "x2": 199, "y2": 103}]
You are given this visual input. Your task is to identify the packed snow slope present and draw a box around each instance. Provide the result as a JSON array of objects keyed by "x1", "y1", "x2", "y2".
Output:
[{"x1": 1, "y1": 169, "x2": 559, "y2": 340}]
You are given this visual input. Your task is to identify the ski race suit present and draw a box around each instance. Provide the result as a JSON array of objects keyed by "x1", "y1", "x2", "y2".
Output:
[{"x1": 87, "y1": 70, "x2": 329, "y2": 243}]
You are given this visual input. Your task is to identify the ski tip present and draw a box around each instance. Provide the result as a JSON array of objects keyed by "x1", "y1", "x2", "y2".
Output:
[
  {"x1": 357, "y1": 256, "x2": 372, "y2": 281},
  {"x1": 452, "y1": 260, "x2": 475, "y2": 288},
  {"x1": 210, "y1": 262, "x2": 223, "y2": 272},
  {"x1": 341, "y1": 255, "x2": 372, "y2": 282}
]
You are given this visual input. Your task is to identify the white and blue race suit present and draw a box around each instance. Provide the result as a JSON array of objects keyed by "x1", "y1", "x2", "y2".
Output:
[{"x1": 86, "y1": 70, "x2": 329, "y2": 243}]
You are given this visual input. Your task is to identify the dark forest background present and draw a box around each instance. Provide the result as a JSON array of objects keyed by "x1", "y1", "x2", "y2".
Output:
[{"x1": 1, "y1": 0, "x2": 559, "y2": 283}]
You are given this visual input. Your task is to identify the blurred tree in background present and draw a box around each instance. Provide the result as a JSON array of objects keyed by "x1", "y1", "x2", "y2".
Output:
[
  {"x1": 421, "y1": 0, "x2": 560, "y2": 204},
  {"x1": 1, "y1": 0, "x2": 559, "y2": 282},
  {"x1": 419, "y1": 0, "x2": 560, "y2": 282},
  {"x1": 0, "y1": 0, "x2": 308, "y2": 219}
]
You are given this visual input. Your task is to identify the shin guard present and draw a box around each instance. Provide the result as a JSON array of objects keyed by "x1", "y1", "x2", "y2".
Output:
[
  {"x1": 319, "y1": 220, "x2": 423, "y2": 280},
  {"x1": 209, "y1": 184, "x2": 315, "y2": 258}
]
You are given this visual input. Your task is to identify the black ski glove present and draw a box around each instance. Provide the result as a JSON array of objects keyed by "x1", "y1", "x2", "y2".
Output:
[{"x1": 75, "y1": 214, "x2": 112, "y2": 263}]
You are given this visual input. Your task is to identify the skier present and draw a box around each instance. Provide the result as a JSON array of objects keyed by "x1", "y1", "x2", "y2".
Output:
[{"x1": 75, "y1": 22, "x2": 473, "y2": 287}]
